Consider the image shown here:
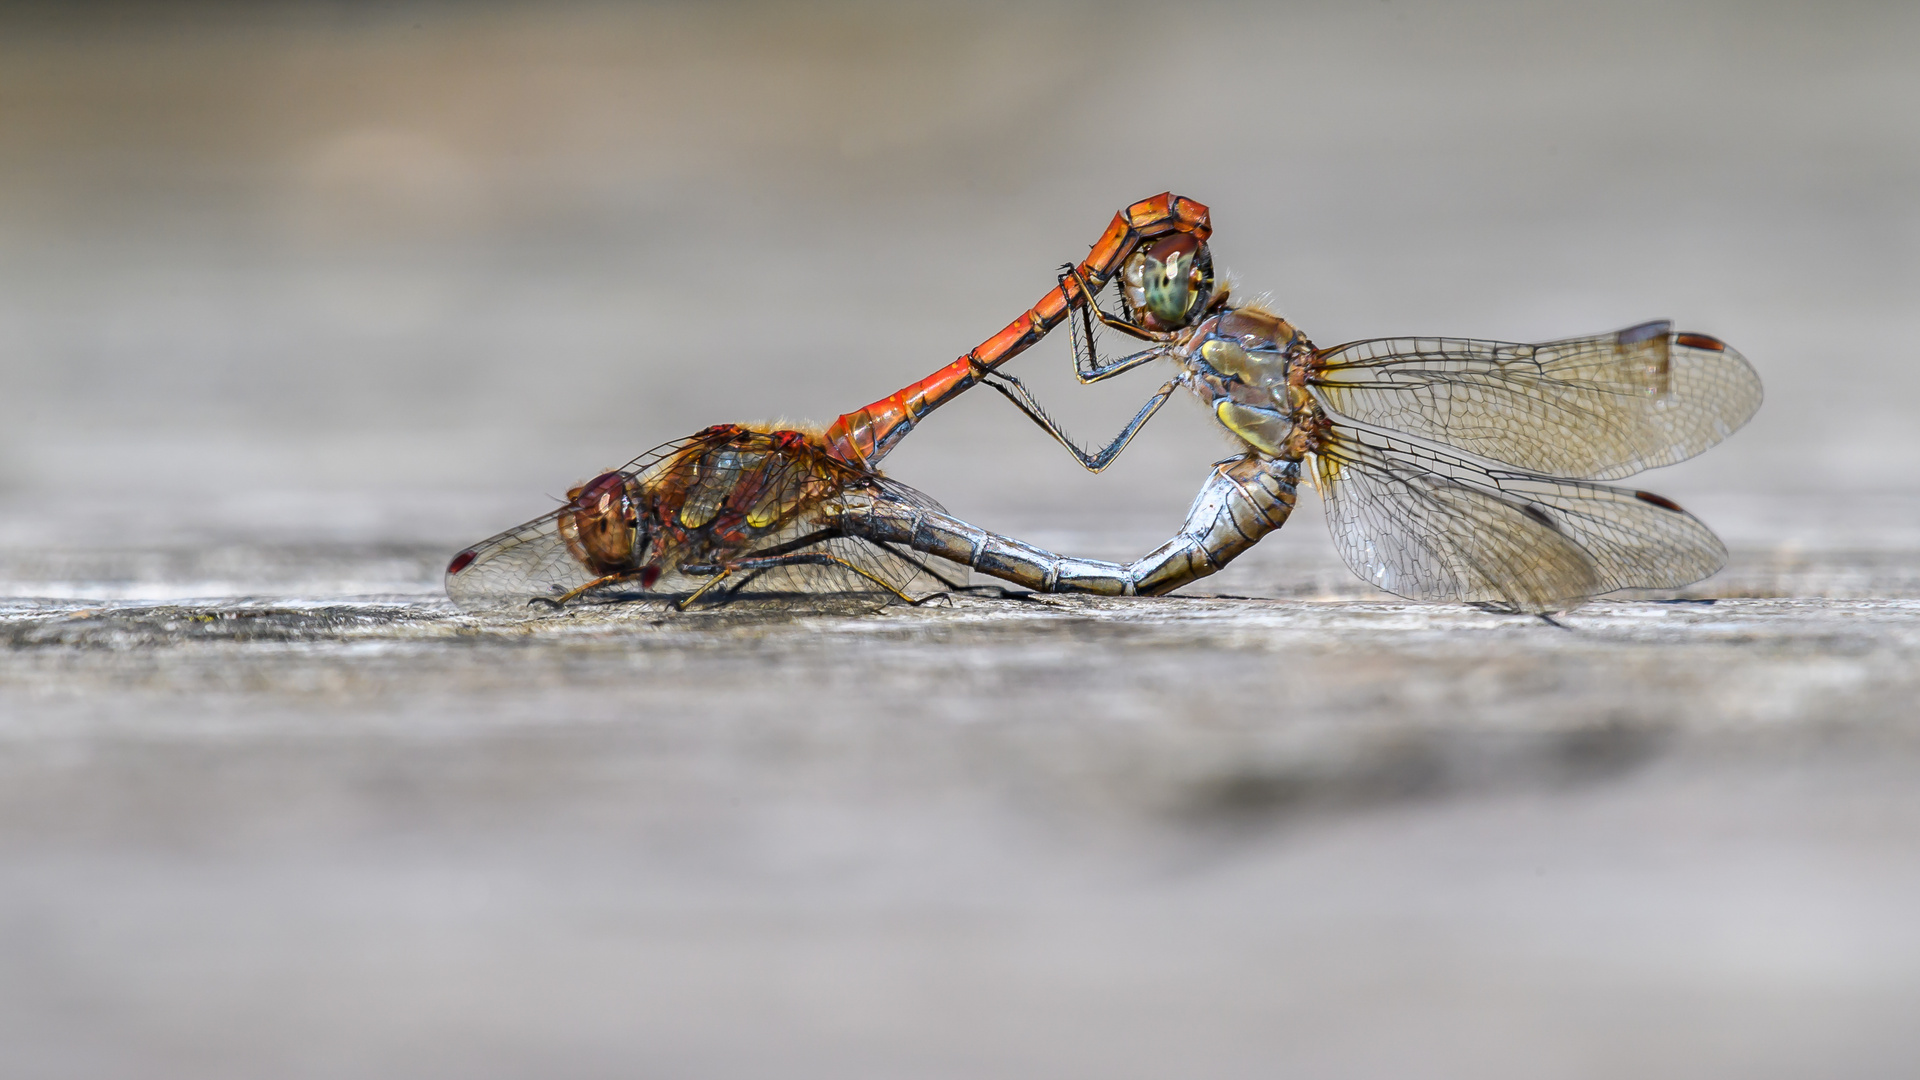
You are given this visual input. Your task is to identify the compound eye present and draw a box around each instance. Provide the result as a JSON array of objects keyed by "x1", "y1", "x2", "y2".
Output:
[
  {"x1": 560, "y1": 471, "x2": 643, "y2": 574},
  {"x1": 1121, "y1": 234, "x2": 1214, "y2": 332}
]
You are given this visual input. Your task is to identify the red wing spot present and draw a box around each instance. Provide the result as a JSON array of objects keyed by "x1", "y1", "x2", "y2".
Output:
[
  {"x1": 639, "y1": 566, "x2": 661, "y2": 588},
  {"x1": 1634, "y1": 491, "x2": 1686, "y2": 513},
  {"x1": 1674, "y1": 332, "x2": 1726, "y2": 352},
  {"x1": 447, "y1": 550, "x2": 477, "y2": 575}
]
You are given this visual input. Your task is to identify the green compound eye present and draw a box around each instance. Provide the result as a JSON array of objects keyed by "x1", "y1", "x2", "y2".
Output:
[
  {"x1": 1123, "y1": 234, "x2": 1214, "y2": 332},
  {"x1": 1143, "y1": 248, "x2": 1194, "y2": 327}
]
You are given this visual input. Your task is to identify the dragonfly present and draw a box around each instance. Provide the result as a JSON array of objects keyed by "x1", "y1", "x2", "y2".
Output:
[
  {"x1": 960, "y1": 229, "x2": 1766, "y2": 613},
  {"x1": 447, "y1": 424, "x2": 958, "y2": 610},
  {"x1": 444, "y1": 420, "x2": 1202, "y2": 611},
  {"x1": 445, "y1": 194, "x2": 1212, "y2": 610}
]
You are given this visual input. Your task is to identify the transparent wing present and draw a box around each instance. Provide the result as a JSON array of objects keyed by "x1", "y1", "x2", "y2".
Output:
[
  {"x1": 854, "y1": 477, "x2": 970, "y2": 592},
  {"x1": 644, "y1": 434, "x2": 957, "y2": 602},
  {"x1": 677, "y1": 532, "x2": 959, "y2": 606},
  {"x1": 1313, "y1": 424, "x2": 1727, "y2": 613},
  {"x1": 444, "y1": 508, "x2": 596, "y2": 611},
  {"x1": 872, "y1": 475, "x2": 954, "y2": 518},
  {"x1": 446, "y1": 432, "x2": 967, "y2": 612},
  {"x1": 706, "y1": 478, "x2": 967, "y2": 600},
  {"x1": 443, "y1": 431, "x2": 728, "y2": 612},
  {"x1": 1309, "y1": 322, "x2": 1762, "y2": 480}
]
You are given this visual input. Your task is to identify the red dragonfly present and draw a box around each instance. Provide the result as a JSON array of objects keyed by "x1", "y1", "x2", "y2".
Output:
[
  {"x1": 445, "y1": 195, "x2": 1211, "y2": 610},
  {"x1": 958, "y1": 227, "x2": 1766, "y2": 613},
  {"x1": 445, "y1": 421, "x2": 1184, "y2": 611}
]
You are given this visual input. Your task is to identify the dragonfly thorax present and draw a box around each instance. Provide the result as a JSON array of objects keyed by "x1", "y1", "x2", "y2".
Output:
[{"x1": 1172, "y1": 305, "x2": 1328, "y2": 462}]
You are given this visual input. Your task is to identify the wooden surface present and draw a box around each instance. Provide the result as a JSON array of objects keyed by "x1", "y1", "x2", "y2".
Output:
[{"x1": 2, "y1": 543, "x2": 1917, "y2": 1078}]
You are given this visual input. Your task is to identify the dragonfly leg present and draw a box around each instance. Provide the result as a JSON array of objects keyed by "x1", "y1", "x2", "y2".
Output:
[
  {"x1": 1077, "y1": 345, "x2": 1171, "y2": 385},
  {"x1": 867, "y1": 540, "x2": 971, "y2": 593},
  {"x1": 719, "y1": 551, "x2": 921, "y2": 605},
  {"x1": 714, "y1": 546, "x2": 961, "y2": 607},
  {"x1": 860, "y1": 540, "x2": 1052, "y2": 606},
  {"x1": 717, "y1": 567, "x2": 775, "y2": 602},
  {"x1": 677, "y1": 569, "x2": 735, "y2": 610},
  {"x1": 1058, "y1": 263, "x2": 1187, "y2": 385},
  {"x1": 529, "y1": 571, "x2": 642, "y2": 609},
  {"x1": 981, "y1": 370, "x2": 1178, "y2": 473},
  {"x1": 678, "y1": 527, "x2": 857, "y2": 608},
  {"x1": 1058, "y1": 263, "x2": 1157, "y2": 342}
]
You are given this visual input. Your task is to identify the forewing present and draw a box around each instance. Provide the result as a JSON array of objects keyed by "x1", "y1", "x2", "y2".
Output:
[
  {"x1": 871, "y1": 475, "x2": 952, "y2": 518},
  {"x1": 445, "y1": 508, "x2": 598, "y2": 611},
  {"x1": 700, "y1": 534, "x2": 955, "y2": 606},
  {"x1": 447, "y1": 430, "x2": 967, "y2": 612},
  {"x1": 1310, "y1": 322, "x2": 1762, "y2": 480},
  {"x1": 655, "y1": 459, "x2": 962, "y2": 605},
  {"x1": 727, "y1": 479, "x2": 966, "y2": 599},
  {"x1": 860, "y1": 477, "x2": 970, "y2": 591},
  {"x1": 1313, "y1": 425, "x2": 1727, "y2": 613},
  {"x1": 672, "y1": 486, "x2": 962, "y2": 606}
]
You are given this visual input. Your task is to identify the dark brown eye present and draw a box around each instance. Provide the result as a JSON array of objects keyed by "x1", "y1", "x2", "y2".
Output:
[{"x1": 557, "y1": 471, "x2": 643, "y2": 575}]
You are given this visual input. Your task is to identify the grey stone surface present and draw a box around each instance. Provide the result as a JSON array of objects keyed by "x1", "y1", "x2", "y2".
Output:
[{"x1": 2, "y1": 3, "x2": 1918, "y2": 1076}]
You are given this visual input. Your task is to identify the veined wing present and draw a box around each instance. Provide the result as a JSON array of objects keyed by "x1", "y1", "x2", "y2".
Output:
[
  {"x1": 675, "y1": 532, "x2": 960, "y2": 606},
  {"x1": 446, "y1": 429, "x2": 970, "y2": 612},
  {"x1": 1309, "y1": 322, "x2": 1762, "y2": 480},
  {"x1": 445, "y1": 508, "x2": 598, "y2": 611},
  {"x1": 725, "y1": 476, "x2": 969, "y2": 600},
  {"x1": 1311, "y1": 424, "x2": 1727, "y2": 614},
  {"x1": 444, "y1": 431, "x2": 726, "y2": 611},
  {"x1": 632, "y1": 483, "x2": 964, "y2": 609},
  {"x1": 859, "y1": 477, "x2": 971, "y2": 591}
]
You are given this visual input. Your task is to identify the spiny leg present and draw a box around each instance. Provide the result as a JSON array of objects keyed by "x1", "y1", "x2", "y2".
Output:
[
  {"x1": 676, "y1": 568, "x2": 735, "y2": 610},
  {"x1": 1467, "y1": 602, "x2": 1577, "y2": 628},
  {"x1": 529, "y1": 571, "x2": 645, "y2": 609},
  {"x1": 718, "y1": 567, "x2": 774, "y2": 603},
  {"x1": 1058, "y1": 262, "x2": 1158, "y2": 350},
  {"x1": 880, "y1": 549, "x2": 955, "y2": 607},
  {"x1": 1059, "y1": 261, "x2": 1205, "y2": 385},
  {"x1": 955, "y1": 252, "x2": 1174, "y2": 474},
  {"x1": 679, "y1": 527, "x2": 847, "y2": 609},
  {"x1": 1023, "y1": 285, "x2": 1181, "y2": 470},
  {"x1": 721, "y1": 551, "x2": 920, "y2": 605},
  {"x1": 867, "y1": 540, "x2": 968, "y2": 593},
  {"x1": 981, "y1": 369, "x2": 1179, "y2": 473}
]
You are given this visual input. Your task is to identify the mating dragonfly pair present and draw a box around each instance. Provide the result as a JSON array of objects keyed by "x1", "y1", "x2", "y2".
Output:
[{"x1": 446, "y1": 194, "x2": 1762, "y2": 616}]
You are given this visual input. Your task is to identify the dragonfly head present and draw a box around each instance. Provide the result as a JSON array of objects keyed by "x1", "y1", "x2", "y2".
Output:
[
  {"x1": 559, "y1": 470, "x2": 647, "y2": 576},
  {"x1": 1120, "y1": 233, "x2": 1216, "y2": 333}
]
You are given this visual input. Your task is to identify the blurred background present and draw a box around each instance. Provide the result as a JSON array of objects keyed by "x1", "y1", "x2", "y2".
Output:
[
  {"x1": 3, "y1": 0, "x2": 1915, "y2": 571},
  {"x1": 2, "y1": 2, "x2": 1917, "y2": 1077}
]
